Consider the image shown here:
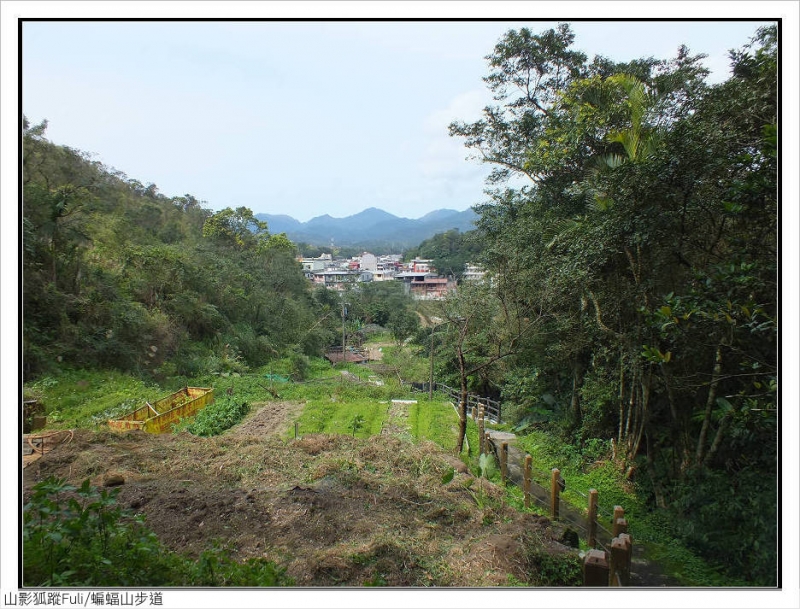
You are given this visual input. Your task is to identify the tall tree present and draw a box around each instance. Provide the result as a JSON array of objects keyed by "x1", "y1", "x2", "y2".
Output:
[{"x1": 449, "y1": 24, "x2": 777, "y2": 583}]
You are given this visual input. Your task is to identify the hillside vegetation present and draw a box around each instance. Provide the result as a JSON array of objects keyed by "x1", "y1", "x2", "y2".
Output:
[
  {"x1": 433, "y1": 24, "x2": 778, "y2": 586},
  {"x1": 22, "y1": 126, "x2": 421, "y2": 381},
  {"x1": 21, "y1": 22, "x2": 777, "y2": 588}
]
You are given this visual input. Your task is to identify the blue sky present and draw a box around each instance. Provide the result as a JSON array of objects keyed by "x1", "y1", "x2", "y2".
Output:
[{"x1": 20, "y1": 17, "x2": 776, "y2": 221}]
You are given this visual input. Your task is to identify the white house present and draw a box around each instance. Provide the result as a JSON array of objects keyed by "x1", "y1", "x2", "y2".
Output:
[
  {"x1": 463, "y1": 263, "x2": 487, "y2": 282},
  {"x1": 358, "y1": 252, "x2": 378, "y2": 272}
]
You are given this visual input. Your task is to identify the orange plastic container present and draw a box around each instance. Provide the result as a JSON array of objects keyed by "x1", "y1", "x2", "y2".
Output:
[{"x1": 108, "y1": 387, "x2": 214, "y2": 433}]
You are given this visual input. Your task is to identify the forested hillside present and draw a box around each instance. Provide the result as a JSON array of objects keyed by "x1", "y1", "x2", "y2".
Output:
[
  {"x1": 429, "y1": 24, "x2": 778, "y2": 584},
  {"x1": 255, "y1": 207, "x2": 478, "y2": 250},
  {"x1": 21, "y1": 123, "x2": 413, "y2": 382},
  {"x1": 405, "y1": 229, "x2": 484, "y2": 280}
]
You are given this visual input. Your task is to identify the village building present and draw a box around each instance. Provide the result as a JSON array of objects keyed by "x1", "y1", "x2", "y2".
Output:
[
  {"x1": 395, "y1": 271, "x2": 456, "y2": 300},
  {"x1": 358, "y1": 252, "x2": 378, "y2": 272},
  {"x1": 463, "y1": 263, "x2": 487, "y2": 282},
  {"x1": 310, "y1": 269, "x2": 374, "y2": 291}
]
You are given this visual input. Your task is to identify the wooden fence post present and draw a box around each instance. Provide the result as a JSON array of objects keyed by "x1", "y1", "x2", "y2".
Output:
[
  {"x1": 609, "y1": 533, "x2": 632, "y2": 586},
  {"x1": 613, "y1": 506, "x2": 627, "y2": 537},
  {"x1": 588, "y1": 489, "x2": 598, "y2": 548},
  {"x1": 500, "y1": 442, "x2": 508, "y2": 485},
  {"x1": 478, "y1": 410, "x2": 485, "y2": 454},
  {"x1": 523, "y1": 455, "x2": 532, "y2": 508},
  {"x1": 550, "y1": 468, "x2": 561, "y2": 520},
  {"x1": 622, "y1": 532, "x2": 633, "y2": 576},
  {"x1": 583, "y1": 549, "x2": 609, "y2": 586}
]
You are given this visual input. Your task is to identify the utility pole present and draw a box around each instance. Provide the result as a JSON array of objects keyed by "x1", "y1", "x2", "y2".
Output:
[
  {"x1": 429, "y1": 325, "x2": 435, "y2": 400},
  {"x1": 342, "y1": 295, "x2": 346, "y2": 365}
]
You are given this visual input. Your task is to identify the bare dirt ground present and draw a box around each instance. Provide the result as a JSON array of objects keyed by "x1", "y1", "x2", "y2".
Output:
[{"x1": 22, "y1": 400, "x2": 588, "y2": 587}]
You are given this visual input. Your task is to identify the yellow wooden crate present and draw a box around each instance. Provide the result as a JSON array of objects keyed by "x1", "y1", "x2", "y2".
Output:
[{"x1": 108, "y1": 387, "x2": 214, "y2": 433}]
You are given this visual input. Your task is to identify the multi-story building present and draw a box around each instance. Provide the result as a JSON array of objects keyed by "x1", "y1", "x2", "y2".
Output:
[
  {"x1": 358, "y1": 252, "x2": 378, "y2": 272},
  {"x1": 409, "y1": 258, "x2": 434, "y2": 273},
  {"x1": 395, "y1": 271, "x2": 456, "y2": 300},
  {"x1": 463, "y1": 263, "x2": 487, "y2": 283},
  {"x1": 310, "y1": 269, "x2": 374, "y2": 291},
  {"x1": 301, "y1": 253, "x2": 332, "y2": 269}
]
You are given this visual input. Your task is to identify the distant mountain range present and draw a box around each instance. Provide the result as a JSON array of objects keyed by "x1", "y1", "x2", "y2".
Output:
[{"x1": 255, "y1": 207, "x2": 478, "y2": 249}]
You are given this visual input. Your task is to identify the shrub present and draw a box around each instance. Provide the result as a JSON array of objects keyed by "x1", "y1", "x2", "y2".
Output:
[
  {"x1": 289, "y1": 350, "x2": 310, "y2": 381},
  {"x1": 23, "y1": 477, "x2": 180, "y2": 586},
  {"x1": 186, "y1": 396, "x2": 250, "y2": 436}
]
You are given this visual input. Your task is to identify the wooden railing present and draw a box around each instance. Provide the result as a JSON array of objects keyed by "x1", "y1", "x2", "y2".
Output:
[
  {"x1": 473, "y1": 406, "x2": 632, "y2": 587},
  {"x1": 402, "y1": 381, "x2": 502, "y2": 423}
]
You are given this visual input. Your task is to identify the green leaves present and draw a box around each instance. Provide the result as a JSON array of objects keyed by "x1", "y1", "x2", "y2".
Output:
[
  {"x1": 186, "y1": 397, "x2": 250, "y2": 437},
  {"x1": 478, "y1": 452, "x2": 497, "y2": 480},
  {"x1": 441, "y1": 467, "x2": 455, "y2": 485},
  {"x1": 350, "y1": 414, "x2": 366, "y2": 437},
  {"x1": 23, "y1": 121, "x2": 321, "y2": 375},
  {"x1": 202, "y1": 206, "x2": 269, "y2": 250},
  {"x1": 446, "y1": 23, "x2": 776, "y2": 585},
  {"x1": 641, "y1": 345, "x2": 671, "y2": 364}
]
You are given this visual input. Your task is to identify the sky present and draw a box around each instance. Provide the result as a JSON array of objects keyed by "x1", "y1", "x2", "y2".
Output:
[
  {"x1": 4, "y1": 3, "x2": 800, "y2": 608},
  {"x1": 17, "y1": 13, "x2": 779, "y2": 222}
]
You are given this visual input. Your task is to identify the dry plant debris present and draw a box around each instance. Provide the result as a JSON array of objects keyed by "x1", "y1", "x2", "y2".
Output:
[{"x1": 22, "y1": 401, "x2": 582, "y2": 587}]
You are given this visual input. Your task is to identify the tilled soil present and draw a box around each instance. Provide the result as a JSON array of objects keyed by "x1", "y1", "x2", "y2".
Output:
[{"x1": 22, "y1": 401, "x2": 586, "y2": 587}]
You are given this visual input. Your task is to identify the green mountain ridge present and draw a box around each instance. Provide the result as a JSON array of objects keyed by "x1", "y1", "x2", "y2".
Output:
[{"x1": 255, "y1": 207, "x2": 478, "y2": 248}]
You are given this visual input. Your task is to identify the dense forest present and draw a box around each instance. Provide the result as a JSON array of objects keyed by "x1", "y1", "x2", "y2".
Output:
[
  {"x1": 21, "y1": 123, "x2": 419, "y2": 382},
  {"x1": 424, "y1": 24, "x2": 778, "y2": 585}
]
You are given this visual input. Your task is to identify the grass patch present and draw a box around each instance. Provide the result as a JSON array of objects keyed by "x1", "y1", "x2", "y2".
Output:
[
  {"x1": 515, "y1": 431, "x2": 637, "y2": 521},
  {"x1": 408, "y1": 400, "x2": 459, "y2": 449},
  {"x1": 184, "y1": 396, "x2": 250, "y2": 437},
  {"x1": 380, "y1": 344, "x2": 430, "y2": 381},
  {"x1": 24, "y1": 357, "x2": 411, "y2": 439},
  {"x1": 293, "y1": 398, "x2": 389, "y2": 438},
  {"x1": 25, "y1": 369, "x2": 160, "y2": 430}
]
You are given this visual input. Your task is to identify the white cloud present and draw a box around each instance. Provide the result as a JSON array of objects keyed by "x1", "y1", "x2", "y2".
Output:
[
  {"x1": 419, "y1": 88, "x2": 492, "y2": 181},
  {"x1": 423, "y1": 88, "x2": 490, "y2": 135}
]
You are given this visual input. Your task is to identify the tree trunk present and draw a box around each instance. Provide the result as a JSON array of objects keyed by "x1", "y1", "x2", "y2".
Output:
[
  {"x1": 660, "y1": 362, "x2": 680, "y2": 429},
  {"x1": 645, "y1": 431, "x2": 667, "y2": 509},
  {"x1": 695, "y1": 343, "x2": 724, "y2": 465},
  {"x1": 455, "y1": 346, "x2": 468, "y2": 454},
  {"x1": 570, "y1": 360, "x2": 583, "y2": 429},
  {"x1": 704, "y1": 411, "x2": 732, "y2": 467},
  {"x1": 50, "y1": 238, "x2": 58, "y2": 286},
  {"x1": 659, "y1": 362, "x2": 687, "y2": 475},
  {"x1": 623, "y1": 365, "x2": 637, "y2": 445},
  {"x1": 617, "y1": 355, "x2": 625, "y2": 452},
  {"x1": 629, "y1": 367, "x2": 652, "y2": 461}
]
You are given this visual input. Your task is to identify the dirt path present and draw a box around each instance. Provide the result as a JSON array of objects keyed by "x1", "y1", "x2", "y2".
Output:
[
  {"x1": 233, "y1": 401, "x2": 306, "y2": 438},
  {"x1": 380, "y1": 399, "x2": 414, "y2": 442},
  {"x1": 364, "y1": 341, "x2": 393, "y2": 361}
]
